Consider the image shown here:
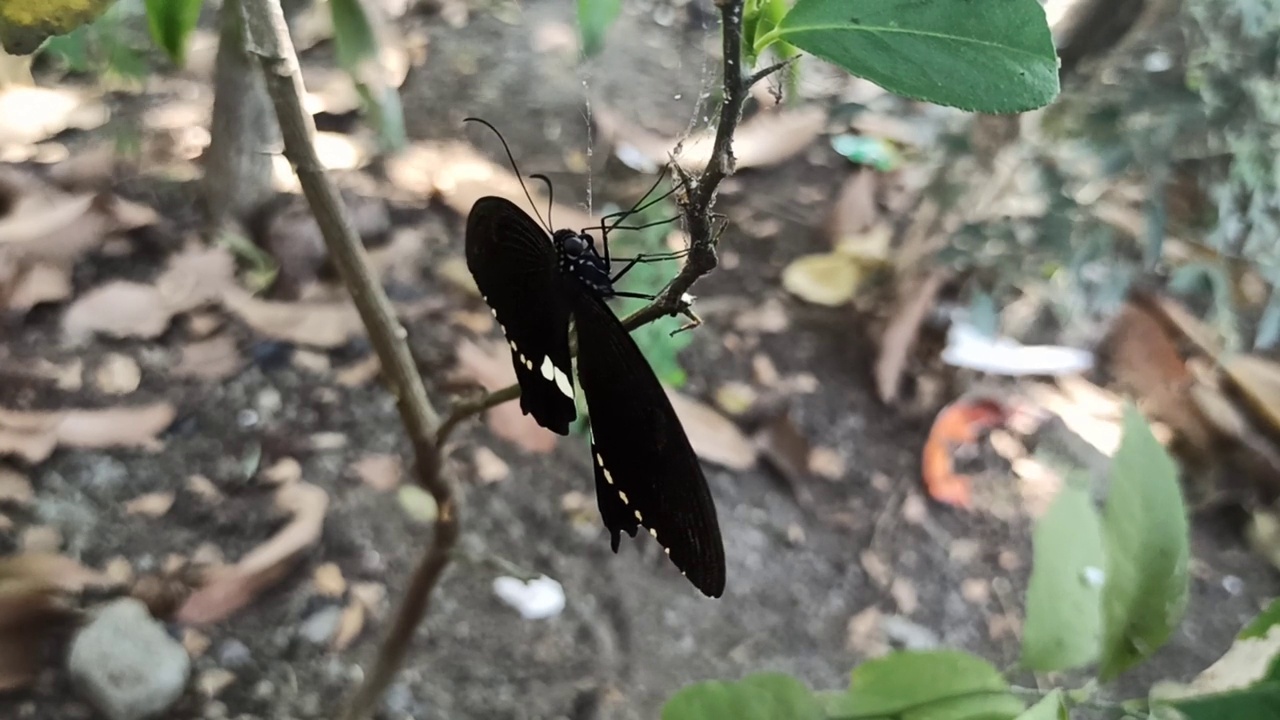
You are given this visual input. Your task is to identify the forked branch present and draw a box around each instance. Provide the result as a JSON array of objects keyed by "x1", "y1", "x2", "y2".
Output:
[{"x1": 438, "y1": 0, "x2": 783, "y2": 438}]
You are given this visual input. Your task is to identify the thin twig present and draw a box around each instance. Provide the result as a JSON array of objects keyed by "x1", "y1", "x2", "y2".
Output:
[
  {"x1": 436, "y1": 0, "x2": 783, "y2": 442},
  {"x1": 236, "y1": 2, "x2": 457, "y2": 719}
]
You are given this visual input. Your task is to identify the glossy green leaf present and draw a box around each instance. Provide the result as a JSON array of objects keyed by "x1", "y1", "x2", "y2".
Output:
[
  {"x1": 1098, "y1": 405, "x2": 1190, "y2": 680},
  {"x1": 757, "y1": 0, "x2": 1058, "y2": 113},
  {"x1": 577, "y1": 0, "x2": 621, "y2": 58},
  {"x1": 145, "y1": 0, "x2": 203, "y2": 66},
  {"x1": 1021, "y1": 482, "x2": 1105, "y2": 672},
  {"x1": 662, "y1": 672, "x2": 822, "y2": 720},
  {"x1": 830, "y1": 651, "x2": 1023, "y2": 719},
  {"x1": 1015, "y1": 690, "x2": 1067, "y2": 720}
]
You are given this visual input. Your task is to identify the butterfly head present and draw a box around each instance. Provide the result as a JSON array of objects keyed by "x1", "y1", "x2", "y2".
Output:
[{"x1": 555, "y1": 229, "x2": 613, "y2": 297}]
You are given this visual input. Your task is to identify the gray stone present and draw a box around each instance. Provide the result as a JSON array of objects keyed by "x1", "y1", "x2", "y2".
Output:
[
  {"x1": 67, "y1": 598, "x2": 191, "y2": 720},
  {"x1": 297, "y1": 605, "x2": 343, "y2": 645},
  {"x1": 215, "y1": 638, "x2": 252, "y2": 668}
]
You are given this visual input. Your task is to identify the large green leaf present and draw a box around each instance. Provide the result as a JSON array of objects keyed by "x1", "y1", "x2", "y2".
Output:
[
  {"x1": 144, "y1": 0, "x2": 203, "y2": 66},
  {"x1": 1169, "y1": 683, "x2": 1280, "y2": 720},
  {"x1": 1240, "y1": 599, "x2": 1280, "y2": 641},
  {"x1": 662, "y1": 672, "x2": 822, "y2": 720},
  {"x1": 756, "y1": 0, "x2": 1058, "y2": 113},
  {"x1": 1098, "y1": 405, "x2": 1190, "y2": 681},
  {"x1": 829, "y1": 651, "x2": 1024, "y2": 719},
  {"x1": 1014, "y1": 690, "x2": 1067, "y2": 720},
  {"x1": 1021, "y1": 481, "x2": 1105, "y2": 672},
  {"x1": 577, "y1": 0, "x2": 620, "y2": 58}
]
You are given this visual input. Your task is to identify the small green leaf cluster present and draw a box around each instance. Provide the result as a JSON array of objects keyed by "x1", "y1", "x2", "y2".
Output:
[{"x1": 659, "y1": 407, "x2": 1280, "y2": 719}]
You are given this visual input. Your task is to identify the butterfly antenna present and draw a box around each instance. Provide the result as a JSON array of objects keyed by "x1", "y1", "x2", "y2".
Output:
[
  {"x1": 599, "y1": 165, "x2": 675, "y2": 227},
  {"x1": 529, "y1": 173, "x2": 555, "y2": 230},
  {"x1": 463, "y1": 116, "x2": 552, "y2": 233}
]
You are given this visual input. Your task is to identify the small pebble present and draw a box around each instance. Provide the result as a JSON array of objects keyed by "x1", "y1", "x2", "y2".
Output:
[
  {"x1": 298, "y1": 605, "x2": 344, "y2": 645},
  {"x1": 216, "y1": 639, "x2": 253, "y2": 668},
  {"x1": 67, "y1": 598, "x2": 190, "y2": 720}
]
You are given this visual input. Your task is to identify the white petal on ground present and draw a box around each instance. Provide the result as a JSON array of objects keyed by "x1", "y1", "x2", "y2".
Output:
[{"x1": 492, "y1": 574, "x2": 566, "y2": 620}]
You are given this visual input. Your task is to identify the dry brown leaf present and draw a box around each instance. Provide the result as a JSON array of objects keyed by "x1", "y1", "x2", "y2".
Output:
[
  {"x1": 454, "y1": 338, "x2": 557, "y2": 454},
  {"x1": 0, "y1": 552, "x2": 112, "y2": 691},
  {"x1": 173, "y1": 334, "x2": 245, "y2": 381},
  {"x1": 93, "y1": 353, "x2": 141, "y2": 395},
  {"x1": 593, "y1": 104, "x2": 826, "y2": 172},
  {"x1": 350, "y1": 453, "x2": 402, "y2": 492},
  {"x1": 262, "y1": 457, "x2": 302, "y2": 485},
  {"x1": 0, "y1": 466, "x2": 32, "y2": 505},
  {"x1": 124, "y1": 492, "x2": 175, "y2": 518},
  {"x1": 782, "y1": 252, "x2": 861, "y2": 307},
  {"x1": 330, "y1": 599, "x2": 365, "y2": 652},
  {"x1": 0, "y1": 86, "x2": 108, "y2": 146},
  {"x1": 807, "y1": 446, "x2": 846, "y2": 481},
  {"x1": 666, "y1": 390, "x2": 756, "y2": 470},
  {"x1": 826, "y1": 170, "x2": 880, "y2": 245},
  {"x1": 222, "y1": 286, "x2": 365, "y2": 349},
  {"x1": 5, "y1": 262, "x2": 71, "y2": 313},
  {"x1": 384, "y1": 141, "x2": 599, "y2": 231},
  {"x1": 156, "y1": 245, "x2": 236, "y2": 314},
  {"x1": 62, "y1": 281, "x2": 170, "y2": 341},
  {"x1": 753, "y1": 413, "x2": 813, "y2": 503},
  {"x1": 335, "y1": 354, "x2": 381, "y2": 387},
  {"x1": 0, "y1": 402, "x2": 174, "y2": 463},
  {"x1": 177, "y1": 481, "x2": 329, "y2": 625},
  {"x1": 19, "y1": 526, "x2": 61, "y2": 553},
  {"x1": 473, "y1": 446, "x2": 510, "y2": 484},
  {"x1": 875, "y1": 270, "x2": 950, "y2": 403},
  {"x1": 312, "y1": 562, "x2": 346, "y2": 598},
  {"x1": 186, "y1": 475, "x2": 223, "y2": 504},
  {"x1": 1223, "y1": 354, "x2": 1280, "y2": 437}
]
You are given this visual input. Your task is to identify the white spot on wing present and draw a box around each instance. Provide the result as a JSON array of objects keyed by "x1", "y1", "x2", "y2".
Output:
[
  {"x1": 603, "y1": 468, "x2": 613, "y2": 484},
  {"x1": 539, "y1": 355, "x2": 555, "y2": 381},
  {"x1": 633, "y1": 510, "x2": 642, "y2": 522},
  {"x1": 618, "y1": 491, "x2": 628, "y2": 504},
  {"x1": 648, "y1": 528, "x2": 657, "y2": 538},
  {"x1": 553, "y1": 366, "x2": 574, "y2": 398}
]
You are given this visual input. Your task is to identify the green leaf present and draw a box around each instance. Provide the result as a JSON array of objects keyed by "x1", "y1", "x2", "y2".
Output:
[
  {"x1": 830, "y1": 651, "x2": 1024, "y2": 719},
  {"x1": 577, "y1": 0, "x2": 621, "y2": 58},
  {"x1": 757, "y1": 0, "x2": 1058, "y2": 113},
  {"x1": 1021, "y1": 482, "x2": 1106, "y2": 672},
  {"x1": 1098, "y1": 404, "x2": 1190, "y2": 681},
  {"x1": 662, "y1": 672, "x2": 822, "y2": 720},
  {"x1": 144, "y1": 0, "x2": 203, "y2": 66},
  {"x1": 330, "y1": 0, "x2": 406, "y2": 151},
  {"x1": 1240, "y1": 599, "x2": 1280, "y2": 641},
  {"x1": 1166, "y1": 682, "x2": 1280, "y2": 720},
  {"x1": 1015, "y1": 690, "x2": 1067, "y2": 720}
]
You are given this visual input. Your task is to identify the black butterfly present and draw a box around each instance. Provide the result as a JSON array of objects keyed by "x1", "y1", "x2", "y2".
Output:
[{"x1": 462, "y1": 118, "x2": 726, "y2": 598}]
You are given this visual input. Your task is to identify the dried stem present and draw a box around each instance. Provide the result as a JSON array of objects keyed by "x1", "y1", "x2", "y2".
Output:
[
  {"x1": 237, "y1": 2, "x2": 457, "y2": 719},
  {"x1": 437, "y1": 0, "x2": 780, "y2": 440}
]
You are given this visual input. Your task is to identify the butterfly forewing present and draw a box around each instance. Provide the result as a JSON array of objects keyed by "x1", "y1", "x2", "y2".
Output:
[
  {"x1": 465, "y1": 197, "x2": 577, "y2": 435},
  {"x1": 570, "y1": 289, "x2": 726, "y2": 597}
]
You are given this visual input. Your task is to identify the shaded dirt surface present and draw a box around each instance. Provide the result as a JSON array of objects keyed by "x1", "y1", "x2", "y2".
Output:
[{"x1": 3, "y1": 2, "x2": 1279, "y2": 719}]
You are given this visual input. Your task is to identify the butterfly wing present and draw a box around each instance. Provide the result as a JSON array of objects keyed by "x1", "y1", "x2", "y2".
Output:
[
  {"x1": 569, "y1": 289, "x2": 726, "y2": 597},
  {"x1": 465, "y1": 197, "x2": 577, "y2": 435}
]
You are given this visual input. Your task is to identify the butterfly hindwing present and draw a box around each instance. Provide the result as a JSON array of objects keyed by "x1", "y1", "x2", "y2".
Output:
[
  {"x1": 465, "y1": 197, "x2": 577, "y2": 435},
  {"x1": 570, "y1": 289, "x2": 726, "y2": 597}
]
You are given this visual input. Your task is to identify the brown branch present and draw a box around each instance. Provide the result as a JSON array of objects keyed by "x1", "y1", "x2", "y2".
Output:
[
  {"x1": 236, "y1": 2, "x2": 457, "y2": 719},
  {"x1": 436, "y1": 0, "x2": 775, "y2": 441}
]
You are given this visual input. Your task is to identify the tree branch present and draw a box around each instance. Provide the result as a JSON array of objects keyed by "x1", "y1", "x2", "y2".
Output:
[
  {"x1": 236, "y1": 2, "x2": 457, "y2": 719},
  {"x1": 436, "y1": 0, "x2": 771, "y2": 441}
]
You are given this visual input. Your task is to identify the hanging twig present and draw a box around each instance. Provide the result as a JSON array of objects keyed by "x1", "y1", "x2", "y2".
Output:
[{"x1": 237, "y1": 2, "x2": 456, "y2": 719}]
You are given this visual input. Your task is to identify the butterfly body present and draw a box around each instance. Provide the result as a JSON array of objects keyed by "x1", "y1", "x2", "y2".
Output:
[{"x1": 464, "y1": 194, "x2": 726, "y2": 598}]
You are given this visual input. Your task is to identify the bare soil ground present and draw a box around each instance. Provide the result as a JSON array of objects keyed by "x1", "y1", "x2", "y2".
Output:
[{"x1": 2, "y1": 2, "x2": 1278, "y2": 719}]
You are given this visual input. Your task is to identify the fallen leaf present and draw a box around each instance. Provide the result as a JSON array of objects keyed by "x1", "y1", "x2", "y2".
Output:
[
  {"x1": 593, "y1": 104, "x2": 826, "y2": 172},
  {"x1": 825, "y1": 170, "x2": 880, "y2": 246},
  {"x1": 19, "y1": 525, "x2": 61, "y2": 553},
  {"x1": 666, "y1": 390, "x2": 756, "y2": 470},
  {"x1": 753, "y1": 413, "x2": 813, "y2": 503},
  {"x1": 351, "y1": 453, "x2": 402, "y2": 492},
  {"x1": 0, "y1": 466, "x2": 32, "y2": 505},
  {"x1": 1223, "y1": 354, "x2": 1280, "y2": 437},
  {"x1": 350, "y1": 581, "x2": 387, "y2": 617},
  {"x1": 155, "y1": 245, "x2": 236, "y2": 314},
  {"x1": 942, "y1": 322, "x2": 1094, "y2": 377},
  {"x1": 807, "y1": 446, "x2": 846, "y2": 481},
  {"x1": 124, "y1": 492, "x2": 175, "y2": 518},
  {"x1": 846, "y1": 606, "x2": 889, "y2": 657},
  {"x1": 5, "y1": 262, "x2": 71, "y2": 313},
  {"x1": 335, "y1": 354, "x2": 381, "y2": 387},
  {"x1": 921, "y1": 397, "x2": 1011, "y2": 509},
  {"x1": 177, "y1": 481, "x2": 329, "y2": 625},
  {"x1": 860, "y1": 549, "x2": 891, "y2": 588},
  {"x1": 186, "y1": 475, "x2": 223, "y2": 504},
  {"x1": 330, "y1": 600, "x2": 365, "y2": 651},
  {"x1": 713, "y1": 382, "x2": 758, "y2": 417},
  {"x1": 261, "y1": 457, "x2": 302, "y2": 485},
  {"x1": 62, "y1": 281, "x2": 171, "y2": 341},
  {"x1": 454, "y1": 338, "x2": 557, "y2": 454},
  {"x1": 0, "y1": 86, "x2": 108, "y2": 145},
  {"x1": 0, "y1": 402, "x2": 174, "y2": 463},
  {"x1": 875, "y1": 270, "x2": 950, "y2": 403},
  {"x1": 222, "y1": 286, "x2": 365, "y2": 349},
  {"x1": 173, "y1": 334, "x2": 245, "y2": 381},
  {"x1": 312, "y1": 562, "x2": 346, "y2": 598},
  {"x1": 890, "y1": 577, "x2": 919, "y2": 615},
  {"x1": 473, "y1": 446, "x2": 509, "y2": 484},
  {"x1": 732, "y1": 297, "x2": 789, "y2": 334},
  {"x1": 93, "y1": 353, "x2": 141, "y2": 395},
  {"x1": 196, "y1": 668, "x2": 236, "y2": 698},
  {"x1": 781, "y1": 252, "x2": 861, "y2": 307}
]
